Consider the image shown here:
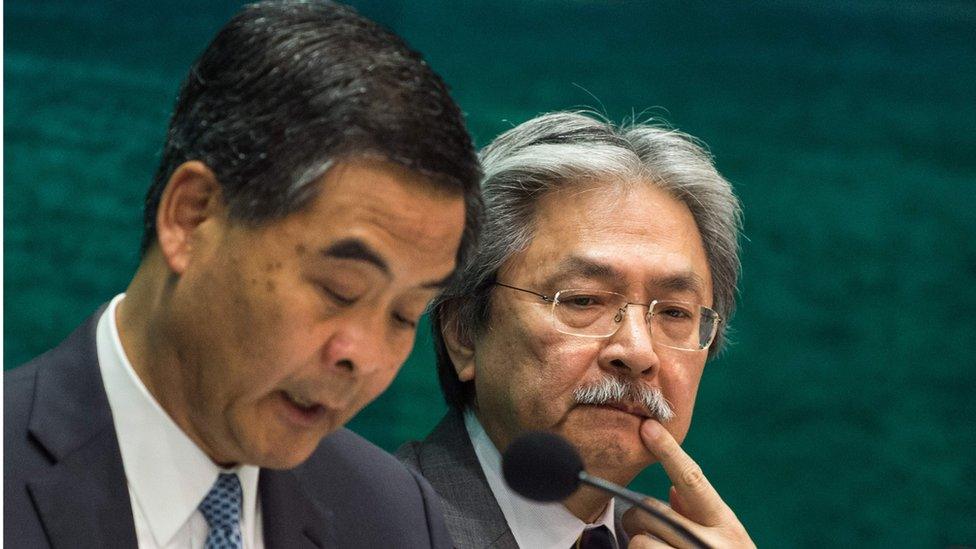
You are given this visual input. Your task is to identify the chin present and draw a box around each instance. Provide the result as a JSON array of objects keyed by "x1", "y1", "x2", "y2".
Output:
[
  {"x1": 563, "y1": 407, "x2": 646, "y2": 454},
  {"x1": 235, "y1": 427, "x2": 325, "y2": 469},
  {"x1": 581, "y1": 431, "x2": 648, "y2": 463},
  {"x1": 570, "y1": 427, "x2": 653, "y2": 484},
  {"x1": 246, "y1": 443, "x2": 319, "y2": 470},
  {"x1": 231, "y1": 404, "x2": 341, "y2": 469}
]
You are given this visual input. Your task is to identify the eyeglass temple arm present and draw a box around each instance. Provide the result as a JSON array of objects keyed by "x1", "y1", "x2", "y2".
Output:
[{"x1": 492, "y1": 282, "x2": 554, "y2": 303}]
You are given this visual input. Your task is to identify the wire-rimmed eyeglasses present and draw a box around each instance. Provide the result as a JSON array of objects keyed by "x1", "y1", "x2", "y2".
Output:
[{"x1": 494, "y1": 282, "x2": 721, "y2": 351}]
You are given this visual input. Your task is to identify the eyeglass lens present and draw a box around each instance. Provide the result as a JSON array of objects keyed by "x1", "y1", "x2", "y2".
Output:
[{"x1": 552, "y1": 289, "x2": 717, "y2": 350}]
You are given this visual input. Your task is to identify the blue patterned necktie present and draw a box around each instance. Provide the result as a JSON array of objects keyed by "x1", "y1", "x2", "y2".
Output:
[{"x1": 199, "y1": 473, "x2": 244, "y2": 549}]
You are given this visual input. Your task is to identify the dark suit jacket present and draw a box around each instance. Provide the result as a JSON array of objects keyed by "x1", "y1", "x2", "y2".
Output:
[
  {"x1": 396, "y1": 411, "x2": 630, "y2": 549},
  {"x1": 4, "y1": 308, "x2": 453, "y2": 548}
]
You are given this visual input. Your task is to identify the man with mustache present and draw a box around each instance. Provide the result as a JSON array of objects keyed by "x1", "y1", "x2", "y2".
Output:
[
  {"x1": 397, "y1": 112, "x2": 754, "y2": 548},
  {"x1": 5, "y1": 1, "x2": 481, "y2": 547}
]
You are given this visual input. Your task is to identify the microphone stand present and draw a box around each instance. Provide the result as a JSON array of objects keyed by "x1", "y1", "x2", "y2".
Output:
[{"x1": 579, "y1": 471, "x2": 711, "y2": 549}]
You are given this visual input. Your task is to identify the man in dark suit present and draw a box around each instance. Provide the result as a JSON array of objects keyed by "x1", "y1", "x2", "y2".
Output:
[
  {"x1": 397, "y1": 112, "x2": 754, "y2": 548},
  {"x1": 5, "y1": 2, "x2": 482, "y2": 547}
]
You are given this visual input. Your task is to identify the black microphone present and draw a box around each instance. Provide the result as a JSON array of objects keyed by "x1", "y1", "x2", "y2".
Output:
[{"x1": 502, "y1": 431, "x2": 711, "y2": 549}]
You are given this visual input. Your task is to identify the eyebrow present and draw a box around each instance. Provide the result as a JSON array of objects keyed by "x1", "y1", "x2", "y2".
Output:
[
  {"x1": 549, "y1": 255, "x2": 707, "y2": 298},
  {"x1": 322, "y1": 238, "x2": 389, "y2": 274},
  {"x1": 548, "y1": 256, "x2": 623, "y2": 287},
  {"x1": 650, "y1": 273, "x2": 707, "y2": 299},
  {"x1": 321, "y1": 238, "x2": 454, "y2": 290}
]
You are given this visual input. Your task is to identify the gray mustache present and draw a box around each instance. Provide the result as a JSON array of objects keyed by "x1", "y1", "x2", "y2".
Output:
[{"x1": 573, "y1": 375, "x2": 675, "y2": 422}]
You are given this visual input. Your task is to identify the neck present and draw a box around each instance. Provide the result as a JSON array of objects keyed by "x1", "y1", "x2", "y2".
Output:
[
  {"x1": 472, "y1": 409, "x2": 625, "y2": 524},
  {"x1": 117, "y1": 260, "x2": 165, "y2": 384},
  {"x1": 562, "y1": 484, "x2": 613, "y2": 523},
  {"x1": 116, "y1": 255, "x2": 220, "y2": 463}
]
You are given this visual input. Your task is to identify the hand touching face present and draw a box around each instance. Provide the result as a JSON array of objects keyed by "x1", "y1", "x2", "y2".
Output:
[{"x1": 623, "y1": 421, "x2": 755, "y2": 549}]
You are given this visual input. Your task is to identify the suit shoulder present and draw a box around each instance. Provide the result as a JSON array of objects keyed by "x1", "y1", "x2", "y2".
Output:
[
  {"x1": 3, "y1": 319, "x2": 92, "y2": 425},
  {"x1": 4, "y1": 361, "x2": 39, "y2": 427},
  {"x1": 5, "y1": 357, "x2": 45, "y2": 511},
  {"x1": 302, "y1": 428, "x2": 420, "y2": 485},
  {"x1": 394, "y1": 439, "x2": 423, "y2": 469},
  {"x1": 291, "y1": 429, "x2": 452, "y2": 547},
  {"x1": 393, "y1": 412, "x2": 467, "y2": 475},
  {"x1": 5, "y1": 307, "x2": 103, "y2": 406},
  {"x1": 4, "y1": 359, "x2": 39, "y2": 386}
]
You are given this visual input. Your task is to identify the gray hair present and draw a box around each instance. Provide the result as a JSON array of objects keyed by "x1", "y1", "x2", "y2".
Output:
[
  {"x1": 574, "y1": 374, "x2": 675, "y2": 423},
  {"x1": 433, "y1": 111, "x2": 742, "y2": 410}
]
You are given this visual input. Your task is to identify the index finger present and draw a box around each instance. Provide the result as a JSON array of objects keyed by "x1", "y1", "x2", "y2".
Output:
[{"x1": 640, "y1": 419, "x2": 731, "y2": 526}]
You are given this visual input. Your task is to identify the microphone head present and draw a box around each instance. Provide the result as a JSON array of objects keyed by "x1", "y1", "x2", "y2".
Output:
[{"x1": 502, "y1": 431, "x2": 584, "y2": 502}]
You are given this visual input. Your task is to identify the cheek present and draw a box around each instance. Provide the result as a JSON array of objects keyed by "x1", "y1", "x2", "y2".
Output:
[
  {"x1": 659, "y1": 359, "x2": 706, "y2": 439},
  {"x1": 207, "y1": 271, "x2": 283, "y2": 367},
  {"x1": 664, "y1": 358, "x2": 705, "y2": 406},
  {"x1": 254, "y1": 270, "x2": 335, "y2": 361},
  {"x1": 389, "y1": 332, "x2": 417, "y2": 365},
  {"x1": 505, "y1": 334, "x2": 603, "y2": 421},
  {"x1": 534, "y1": 337, "x2": 603, "y2": 397}
]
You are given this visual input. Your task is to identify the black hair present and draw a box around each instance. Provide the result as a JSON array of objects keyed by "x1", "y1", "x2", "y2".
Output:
[{"x1": 142, "y1": 0, "x2": 481, "y2": 267}]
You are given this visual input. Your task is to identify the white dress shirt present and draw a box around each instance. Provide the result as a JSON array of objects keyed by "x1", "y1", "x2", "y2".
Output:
[
  {"x1": 97, "y1": 293, "x2": 265, "y2": 549},
  {"x1": 464, "y1": 410, "x2": 618, "y2": 549}
]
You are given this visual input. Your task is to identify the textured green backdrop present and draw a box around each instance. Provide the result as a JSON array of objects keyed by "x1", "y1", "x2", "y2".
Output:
[{"x1": 5, "y1": 1, "x2": 975, "y2": 546}]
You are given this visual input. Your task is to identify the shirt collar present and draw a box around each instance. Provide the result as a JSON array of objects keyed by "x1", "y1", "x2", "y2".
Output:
[
  {"x1": 97, "y1": 293, "x2": 261, "y2": 547},
  {"x1": 463, "y1": 409, "x2": 617, "y2": 549}
]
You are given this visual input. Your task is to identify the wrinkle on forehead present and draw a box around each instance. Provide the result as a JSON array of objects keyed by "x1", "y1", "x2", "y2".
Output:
[
  {"x1": 544, "y1": 255, "x2": 708, "y2": 299},
  {"x1": 502, "y1": 178, "x2": 713, "y2": 302},
  {"x1": 538, "y1": 179, "x2": 693, "y2": 234},
  {"x1": 359, "y1": 198, "x2": 460, "y2": 255},
  {"x1": 311, "y1": 164, "x2": 463, "y2": 261}
]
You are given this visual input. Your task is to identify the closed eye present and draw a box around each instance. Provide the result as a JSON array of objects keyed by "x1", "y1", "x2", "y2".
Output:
[
  {"x1": 320, "y1": 284, "x2": 356, "y2": 306},
  {"x1": 392, "y1": 312, "x2": 418, "y2": 329}
]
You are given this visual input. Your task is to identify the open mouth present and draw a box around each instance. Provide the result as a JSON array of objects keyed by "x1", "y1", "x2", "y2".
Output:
[{"x1": 279, "y1": 390, "x2": 327, "y2": 424}]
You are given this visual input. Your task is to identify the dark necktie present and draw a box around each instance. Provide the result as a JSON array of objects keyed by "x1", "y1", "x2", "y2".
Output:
[
  {"x1": 573, "y1": 525, "x2": 616, "y2": 549},
  {"x1": 199, "y1": 473, "x2": 244, "y2": 549}
]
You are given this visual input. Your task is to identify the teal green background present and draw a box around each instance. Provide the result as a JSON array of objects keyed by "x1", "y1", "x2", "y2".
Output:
[{"x1": 5, "y1": 1, "x2": 975, "y2": 546}]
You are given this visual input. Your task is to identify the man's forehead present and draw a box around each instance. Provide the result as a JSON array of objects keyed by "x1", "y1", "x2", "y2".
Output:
[
  {"x1": 543, "y1": 254, "x2": 709, "y2": 296},
  {"x1": 318, "y1": 237, "x2": 456, "y2": 290},
  {"x1": 518, "y1": 181, "x2": 711, "y2": 290}
]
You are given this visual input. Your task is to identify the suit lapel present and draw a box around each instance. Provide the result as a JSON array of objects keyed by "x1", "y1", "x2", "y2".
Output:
[
  {"x1": 259, "y1": 468, "x2": 333, "y2": 549},
  {"x1": 28, "y1": 427, "x2": 137, "y2": 549},
  {"x1": 25, "y1": 307, "x2": 138, "y2": 549},
  {"x1": 412, "y1": 412, "x2": 518, "y2": 549},
  {"x1": 411, "y1": 413, "x2": 634, "y2": 549}
]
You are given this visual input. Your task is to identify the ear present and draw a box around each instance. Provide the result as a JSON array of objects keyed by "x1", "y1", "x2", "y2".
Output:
[
  {"x1": 155, "y1": 161, "x2": 224, "y2": 275},
  {"x1": 440, "y1": 305, "x2": 476, "y2": 382}
]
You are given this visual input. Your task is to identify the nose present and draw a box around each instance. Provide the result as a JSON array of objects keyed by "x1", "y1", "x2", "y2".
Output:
[
  {"x1": 319, "y1": 310, "x2": 392, "y2": 378},
  {"x1": 600, "y1": 304, "x2": 659, "y2": 378}
]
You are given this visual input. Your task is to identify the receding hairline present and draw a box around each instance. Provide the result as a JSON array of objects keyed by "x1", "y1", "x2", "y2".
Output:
[{"x1": 311, "y1": 152, "x2": 469, "y2": 200}]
